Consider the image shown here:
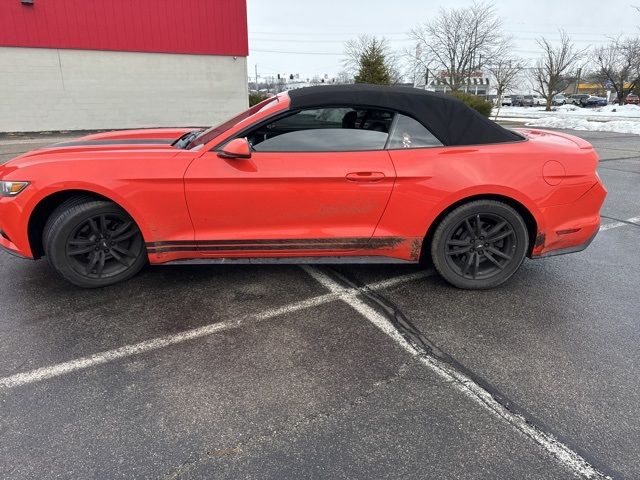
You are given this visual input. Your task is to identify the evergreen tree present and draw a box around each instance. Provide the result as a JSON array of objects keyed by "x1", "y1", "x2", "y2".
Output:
[{"x1": 354, "y1": 39, "x2": 392, "y2": 85}]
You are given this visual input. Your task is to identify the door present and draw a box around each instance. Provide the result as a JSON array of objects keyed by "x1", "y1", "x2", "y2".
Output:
[
  {"x1": 183, "y1": 106, "x2": 396, "y2": 256},
  {"x1": 378, "y1": 113, "x2": 447, "y2": 239}
]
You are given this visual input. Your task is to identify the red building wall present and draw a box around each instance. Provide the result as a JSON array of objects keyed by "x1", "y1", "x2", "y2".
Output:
[{"x1": 0, "y1": 0, "x2": 248, "y2": 56}]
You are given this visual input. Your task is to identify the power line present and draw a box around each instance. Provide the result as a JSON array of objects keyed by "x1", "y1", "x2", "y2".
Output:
[
  {"x1": 250, "y1": 30, "x2": 409, "y2": 36},
  {"x1": 250, "y1": 28, "x2": 637, "y2": 39},
  {"x1": 250, "y1": 48, "x2": 344, "y2": 56},
  {"x1": 250, "y1": 37, "x2": 414, "y2": 45},
  {"x1": 251, "y1": 35, "x2": 623, "y2": 44}
]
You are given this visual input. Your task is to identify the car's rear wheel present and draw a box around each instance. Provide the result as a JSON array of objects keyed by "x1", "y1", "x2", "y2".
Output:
[
  {"x1": 43, "y1": 197, "x2": 147, "y2": 288},
  {"x1": 431, "y1": 200, "x2": 529, "y2": 290}
]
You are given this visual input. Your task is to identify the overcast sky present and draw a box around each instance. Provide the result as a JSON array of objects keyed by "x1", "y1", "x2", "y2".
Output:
[{"x1": 246, "y1": 0, "x2": 639, "y2": 81}]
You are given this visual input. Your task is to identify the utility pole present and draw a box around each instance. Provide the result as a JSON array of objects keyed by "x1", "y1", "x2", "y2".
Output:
[
  {"x1": 574, "y1": 67, "x2": 582, "y2": 94},
  {"x1": 254, "y1": 64, "x2": 259, "y2": 89},
  {"x1": 415, "y1": 43, "x2": 423, "y2": 89},
  {"x1": 425, "y1": 68, "x2": 429, "y2": 91}
]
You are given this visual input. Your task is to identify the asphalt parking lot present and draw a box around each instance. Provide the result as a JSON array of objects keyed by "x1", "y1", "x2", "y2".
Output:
[{"x1": 1, "y1": 129, "x2": 639, "y2": 479}]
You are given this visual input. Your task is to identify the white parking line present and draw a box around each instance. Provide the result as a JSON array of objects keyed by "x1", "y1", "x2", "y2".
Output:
[
  {"x1": 0, "y1": 270, "x2": 432, "y2": 391},
  {"x1": 1, "y1": 211, "x2": 635, "y2": 392},
  {"x1": 302, "y1": 267, "x2": 611, "y2": 480},
  {"x1": 255, "y1": 270, "x2": 431, "y2": 321},
  {"x1": 599, "y1": 216, "x2": 640, "y2": 231}
]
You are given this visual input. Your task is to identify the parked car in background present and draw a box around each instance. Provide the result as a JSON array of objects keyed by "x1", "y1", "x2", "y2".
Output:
[
  {"x1": 567, "y1": 94, "x2": 590, "y2": 106},
  {"x1": 532, "y1": 95, "x2": 546, "y2": 106},
  {"x1": 553, "y1": 94, "x2": 567, "y2": 106},
  {"x1": 512, "y1": 95, "x2": 533, "y2": 107},
  {"x1": 583, "y1": 95, "x2": 607, "y2": 107},
  {"x1": 624, "y1": 94, "x2": 639, "y2": 105},
  {"x1": 501, "y1": 96, "x2": 512, "y2": 106}
]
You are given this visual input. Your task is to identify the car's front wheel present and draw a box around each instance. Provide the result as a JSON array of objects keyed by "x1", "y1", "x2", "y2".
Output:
[
  {"x1": 43, "y1": 196, "x2": 147, "y2": 288},
  {"x1": 431, "y1": 200, "x2": 529, "y2": 290}
]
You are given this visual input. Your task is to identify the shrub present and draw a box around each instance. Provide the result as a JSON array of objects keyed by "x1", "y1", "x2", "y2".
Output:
[
  {"x1": 249, "y1": 91, "x2": 268, "y2": 107},
  {"x1": 448, "y1": 91, "x2": 492, "y2": 117}
]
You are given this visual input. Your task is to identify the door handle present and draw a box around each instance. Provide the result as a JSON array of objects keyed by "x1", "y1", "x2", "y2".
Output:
[{"x1": 345, "y1": 171, "x2": 386, "y2": 182}]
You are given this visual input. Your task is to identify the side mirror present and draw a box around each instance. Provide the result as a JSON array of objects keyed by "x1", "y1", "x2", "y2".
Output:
[{"x1": 217, "y1": 138, "x2": 252, "y2": 159}]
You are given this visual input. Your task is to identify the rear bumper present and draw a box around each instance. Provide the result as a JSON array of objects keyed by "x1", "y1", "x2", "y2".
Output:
[
  {"x1": 533, "y1": 228, "x2": 598, "y2": 258},
  {"x1": 531, "y1": 180, "x2": 606, "y2": 258}
]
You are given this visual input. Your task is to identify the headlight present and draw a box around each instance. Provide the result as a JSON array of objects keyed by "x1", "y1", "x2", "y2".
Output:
[{"x1": 0, "y1": 181, "x2": 30, "y2": 197}]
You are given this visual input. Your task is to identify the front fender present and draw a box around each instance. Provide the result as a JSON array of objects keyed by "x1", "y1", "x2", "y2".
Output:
[{"x1": 26, "y1": 181, "x2": 153, "y2": 241}]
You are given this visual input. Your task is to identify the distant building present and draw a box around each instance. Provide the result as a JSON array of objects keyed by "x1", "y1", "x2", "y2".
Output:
[
  {"x1": 564, "y1": 82, "x2": 608, "y2": 96},
  {"x1": 414, "y1": 70, "x2": 490, "y2": 96},
  {"x1": 0, "y1": 0, "x2": 249, "y2": 132},
  {"x1": 429, "y1": 76, "x2": 491, "y2": 96}
]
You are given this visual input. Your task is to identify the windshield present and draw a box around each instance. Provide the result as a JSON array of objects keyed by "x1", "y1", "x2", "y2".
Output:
[{"x1": 188, "y1": 96, "x2": 278, "y2": 148}]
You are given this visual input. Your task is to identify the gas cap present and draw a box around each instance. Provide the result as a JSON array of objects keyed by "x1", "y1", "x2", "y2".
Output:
[{"x1": 542, "y1": 160, "x2": 565, "y2": 186}]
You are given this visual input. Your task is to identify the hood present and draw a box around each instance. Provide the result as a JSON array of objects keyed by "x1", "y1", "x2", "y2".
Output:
[
  {"x1": 50, "y1": 127, "x2": 197, "y2": 149},
  {"x1": 7, "y1": 128, "x2": 202, "y2": 163}
]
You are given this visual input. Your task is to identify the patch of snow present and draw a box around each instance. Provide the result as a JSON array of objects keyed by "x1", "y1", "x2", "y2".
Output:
[
  {"x1": 494, "y1": 104, "x2": 640, "y2": 121},
  {"x1": 525, "y1": 116, "x2": 640, "y2": 135},
  {"x1": 555, "y1": 104, "x2": 580, "y2": 112},
  {"x1": 596, "y1": 104, "x2": 640, "y2": 115}
]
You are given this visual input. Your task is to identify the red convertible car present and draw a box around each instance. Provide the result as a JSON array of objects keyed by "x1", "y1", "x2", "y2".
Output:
[{"x1": 0, "y1": 85, "x2": 605, "y2": 289}]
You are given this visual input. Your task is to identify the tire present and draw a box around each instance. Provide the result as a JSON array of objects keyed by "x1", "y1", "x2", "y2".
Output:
[
  {"x1": 430, "y1": 200, "x2": 529, "y2": 290},
  {"x1": 43, "y1": 196, "x2": 147, "y2": 288}
]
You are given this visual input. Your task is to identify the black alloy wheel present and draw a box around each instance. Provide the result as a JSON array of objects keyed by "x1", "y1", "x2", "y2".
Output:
[
  {"x1": 43, "y1": 197, "x2": 147, "y2": 288},
  {"x1": 431, "y1": 200, "x2": 529, "y2": 289},
  {"x1": 66, "y1": 213, "x2": 142, "y2": 279},
  {"x1": 444, "y1": 213, "x2": 516, "y2": 280}
]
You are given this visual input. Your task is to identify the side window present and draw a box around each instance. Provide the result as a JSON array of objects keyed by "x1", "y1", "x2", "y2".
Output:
[
  {"x1": 246, "y1": 107, "x2": 393, "y2": 152},
  {"x1": 386, "y1": 114, "x2": 443, "y2": 149},
  {"x1": 253, "y1": 129, "x2": 388, "y2": 152}
]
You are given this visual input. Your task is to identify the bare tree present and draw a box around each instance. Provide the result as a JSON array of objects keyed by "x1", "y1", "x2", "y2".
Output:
[
  {"x1": 488, "y1": 58, "x2": 526, "y2": 119},
  {"x1": 403, "y1": 43, "x2": 437, "y2": 89},
  {"x1": 533, "y1": 31, "x2": 586, "y2": 111},
  {"x1": 335, "y1": 70, "x2": 352, "y2": 85},
  {"x1": 592, "y1": 36, "x2": 640, "y2": 105},
  {"x1": 343, "y1": 35, "x2": 403, "y2": 85},
  {"x1": 409, "y1": 2, "x2": 510, "y2": 91}
]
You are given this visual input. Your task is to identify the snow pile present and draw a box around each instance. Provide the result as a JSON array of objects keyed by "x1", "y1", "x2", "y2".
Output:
[
  {"x1": 555, "y1": 104, "x2": 580, "y2": 112},
  {"x1": 495, "y1": 104, "x2": 640, "y2": 120},
  {"x1": 595, "y1": 104, "x2": 640, "y2": 115},
  {"x1": 497, "y1": 103, "x2": 640, "y2": 133},
  {"x1": 525, "y1": 116, "x2": 640, "y2": 135}
]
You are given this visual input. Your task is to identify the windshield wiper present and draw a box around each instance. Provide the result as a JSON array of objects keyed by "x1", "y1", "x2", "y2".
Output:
[{"x1": 172, "y1": 129, "x2": 204, "y2": 149}]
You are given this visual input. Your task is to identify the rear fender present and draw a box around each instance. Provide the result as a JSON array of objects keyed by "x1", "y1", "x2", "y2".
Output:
[{"x1": 425, "y1": 185, "x2": 545, "y2": 239}]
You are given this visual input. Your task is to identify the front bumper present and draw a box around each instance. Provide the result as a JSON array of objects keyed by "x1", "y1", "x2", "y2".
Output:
[
  {"x1": 0, "y1": 236, "x2": 30, "y2": 258},
  {"x1": 0, "y1": 225, "x2": 29, "y2": 258},
  {"x1": 0, "y1": 194, "x2": 34, "y2": 259}
]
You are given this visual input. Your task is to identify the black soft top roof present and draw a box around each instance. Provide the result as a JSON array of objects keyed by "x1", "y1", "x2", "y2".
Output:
[{"x1": 288, "y1": 84, "x2": 522, "y2": 146}]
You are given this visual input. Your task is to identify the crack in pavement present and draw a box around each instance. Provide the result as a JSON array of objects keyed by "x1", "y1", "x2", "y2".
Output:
[
  {"x1": 303, "y1": 266, "x2": 616, "y2": 480},
  {"x1": 0, "y1": 271, "x2": 433, "y2": 391},
  {"x1": 598, "y1": 155, "x2": 640, "y2": 162},
  {"x1": 598, "y1": 166, "x2": 640, "y2": 175},
  {"x1": 600, "y1": 215, "x2": 640, "y2": 228}
]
